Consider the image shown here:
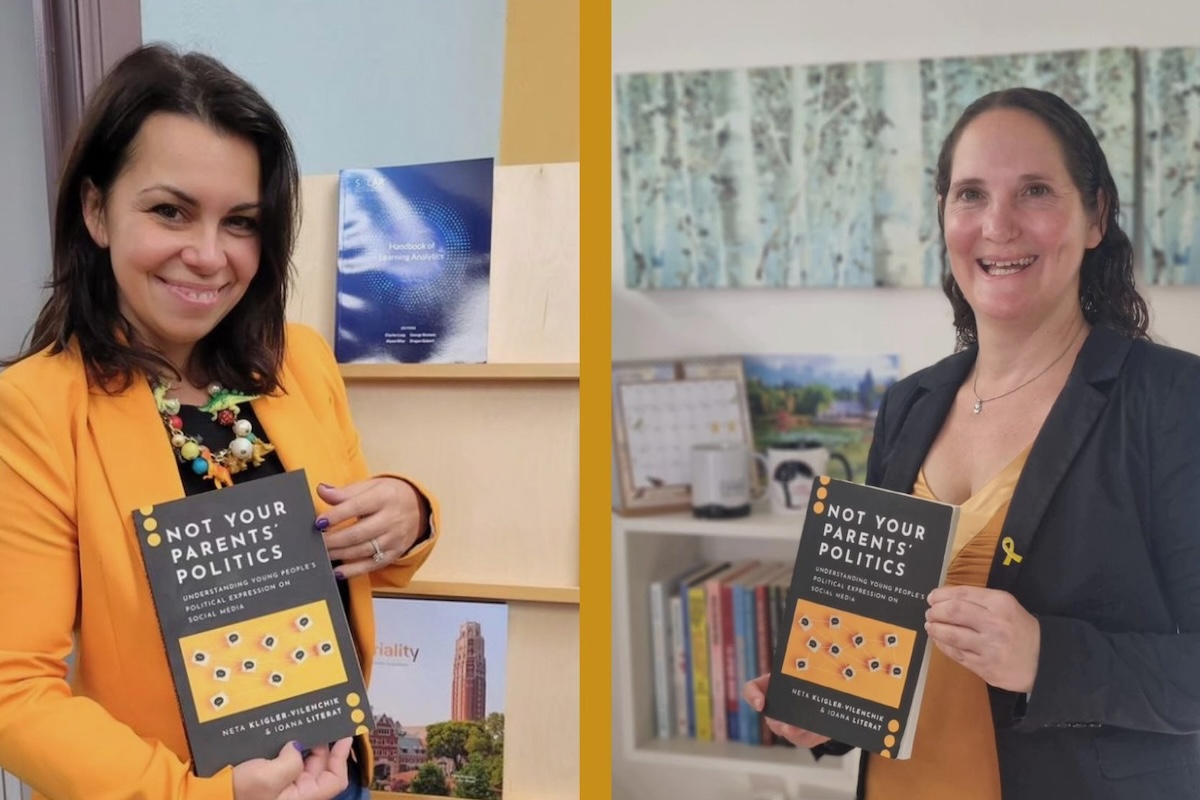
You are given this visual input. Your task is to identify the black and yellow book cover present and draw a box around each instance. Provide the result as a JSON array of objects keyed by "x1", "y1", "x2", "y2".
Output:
[
  {"x1": 133, "y1": 470, "x2": 373, "y2": 776},
  {"x1": 764, "y1": 476, "x2": 958, "y2": 759}
]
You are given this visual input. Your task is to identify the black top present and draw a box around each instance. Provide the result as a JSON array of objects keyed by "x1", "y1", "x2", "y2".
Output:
[{"x1": 171, "y1": 403, "x2": 285, "y2": 495}]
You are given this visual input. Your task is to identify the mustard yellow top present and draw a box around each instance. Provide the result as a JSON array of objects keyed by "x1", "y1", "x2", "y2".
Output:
[{"x1": 864, "y1": 446, "x2": 1031, "y2": 800}]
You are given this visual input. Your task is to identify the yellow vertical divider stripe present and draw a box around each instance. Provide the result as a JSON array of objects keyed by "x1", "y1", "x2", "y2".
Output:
[
  {"x1": 580, "y1": 0, "x2": 611, "y2": 797},
  {"x1": 500, "y1": 0, "x2": 581, "y2": 165}
]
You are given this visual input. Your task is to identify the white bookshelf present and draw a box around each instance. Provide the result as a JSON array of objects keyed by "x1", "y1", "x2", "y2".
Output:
[
  {"x1": 1, "y1": 767, "x2": 31, "y2": 800},
  {"x1": 612, "y1": 505, "x2": 860, "y2": 796}
]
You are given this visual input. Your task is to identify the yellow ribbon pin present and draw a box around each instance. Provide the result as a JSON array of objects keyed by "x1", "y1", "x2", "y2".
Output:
[{"x1": 1001, "y1": 536, "x2": 1023, "y2": 566}]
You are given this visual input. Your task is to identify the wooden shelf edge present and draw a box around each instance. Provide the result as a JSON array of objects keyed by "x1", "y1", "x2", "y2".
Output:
[
  {"x1": 627, "y1": 739, "x2": 855, "y2": 781},
  {"x1": 375, "y1": 795, "x2": 553, "y2": 800},
  {"x1": 339, "y1": 362, "x2": 579, "y2": 381},
  {"x1": 612, "y1": 506, "x2": 804, "y2": 540},
  {"x1": 373, "y1": 797, "x2": 558, "y2": 800},
  {"x1": 373, "y1": 580, "x2": 579, "y2": 605}
]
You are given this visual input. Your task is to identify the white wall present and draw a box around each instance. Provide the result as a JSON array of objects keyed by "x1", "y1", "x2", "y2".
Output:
[
  {"x1": 0, "y1": 8, "x2": 47, "y2": 793},
  {"x1": 613, "y1": 0, "x2": 1200, "y2": 366},
  {"x1": 0, "y1": 0, "x2": 52, "y2": 359},
  {"x1": 612, "y1": 2, "x2": 1200, "y2": 799},
  {"x1": 141, "y1": 0, "x2": 506, "y2": 175}
]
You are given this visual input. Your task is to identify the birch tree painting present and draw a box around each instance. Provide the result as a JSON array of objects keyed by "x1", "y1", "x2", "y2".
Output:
[
  {"x1": 1142, "y1": 47, "x2": 1200, "y2": 285},
  {"x1": 616, "y1": 47, "x2": 1136, "y2": 289},
  {"x1": 921, "y1": 49, "x2": 1136, "y2": 286}
]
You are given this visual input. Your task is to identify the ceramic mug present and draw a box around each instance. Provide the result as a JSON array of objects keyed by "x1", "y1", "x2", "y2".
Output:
[
  {"x1": 690, "y1": 442, "x2": 755, "y2": 518},
  {"x1": 755, "y1": 440, "x2": 853, "y2": 514}
]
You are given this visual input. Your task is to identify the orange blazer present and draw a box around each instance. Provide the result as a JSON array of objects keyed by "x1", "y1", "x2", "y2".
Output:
[{"x1": 0, "y1": 323, "x2": 439, "y2": 800}]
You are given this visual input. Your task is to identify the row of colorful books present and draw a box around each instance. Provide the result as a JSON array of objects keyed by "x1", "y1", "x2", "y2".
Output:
[{"x1": 648, "y1": 559, "x2": 794, "y2": 745}]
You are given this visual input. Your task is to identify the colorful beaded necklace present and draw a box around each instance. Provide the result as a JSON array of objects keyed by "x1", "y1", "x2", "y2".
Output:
[{"x1": 152, "y1": 379, "x2": 276, "y2": 489}]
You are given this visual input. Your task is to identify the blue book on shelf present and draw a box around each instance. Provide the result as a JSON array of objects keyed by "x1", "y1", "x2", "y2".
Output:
[{"x1": 336, "y1": 157, "x2": 494, "y2": 364}]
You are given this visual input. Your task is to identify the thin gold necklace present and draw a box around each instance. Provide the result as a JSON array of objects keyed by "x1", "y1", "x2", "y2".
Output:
[{"x1": 971, "y1": 326, "x2": 1084, "y2": 414}]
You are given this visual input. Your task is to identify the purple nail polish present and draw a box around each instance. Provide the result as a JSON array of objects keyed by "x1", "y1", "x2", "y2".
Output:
[
  {"x1": 334, "y1": 570, "x2": 345, "y2": 581},
  {"x1": 293, "y1": 741, "x2": 305, "y2": 752},
  {"x1": 315, "y1": 517, "x2": 329, "y2": 531}
]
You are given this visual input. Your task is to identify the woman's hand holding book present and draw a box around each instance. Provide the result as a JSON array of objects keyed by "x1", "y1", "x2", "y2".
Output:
[{"x1": 743, "y1": 673, "x2": 832, "y2": 748}]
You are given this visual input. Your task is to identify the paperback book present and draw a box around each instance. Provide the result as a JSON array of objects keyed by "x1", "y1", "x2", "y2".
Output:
[
  {"x1": 764, "y1": 476, "x2": 959, "y2": 759},
  {"x1": 336, "y1": 157, "x2": 495, "y2": 364},
  {"x1": 367, "y1": 596, "x2": 508, "y2": 795},
  {"x1": 133, "y1": 469, "x2": 373, "y2": 776}
]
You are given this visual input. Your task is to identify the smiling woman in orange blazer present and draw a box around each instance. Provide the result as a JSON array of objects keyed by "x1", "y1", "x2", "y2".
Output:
[{"x1": 0, "y1": 46, "x2": 438, "y2": 800}]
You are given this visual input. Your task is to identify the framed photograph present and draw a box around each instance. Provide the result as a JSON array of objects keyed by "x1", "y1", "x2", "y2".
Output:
[
  {"x1": 611, "y1": 356, "x2": 754, "y2": 515},
  {"x1": 743, "y1": 354, "x2": 901, "y2": 485},
  {"x1": 367, "y1": 593, "x2": 509, "y2": 799}
]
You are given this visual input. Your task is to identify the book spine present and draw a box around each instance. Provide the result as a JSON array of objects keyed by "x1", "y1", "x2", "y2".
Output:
[
  {"x1": 707, "y1": 580, "x2": 728, "y2": 742},
  {"x1": 334, "y1": 177, "x2": 348, "y2": 358},
  {"x1": 668, "y1": 593, "x2": 689, "y2": 737},
  {"x1": 687, "y1": 585, "x2": 715, "y2": 741},
  {"x1": 648, "y1": 580, "x2": 673, "y2": 739},
  {"x1": 740, "y1": 585, "x2": 760, "y2": 744},
  {"x1": 720, "y1": 578, "x2": 739, "y2": 743},
  {"x1": 765, "y1": 580, "x2": 784, "y2": 744},
  {"x1": 755, "y1": 581, "x2": 775, "y2": 746},
  {"x1": 679, "y1": 580, "x2": 698, "y2": 737},
  {"x1": 731, "y1": 584, "x2": 749, "y2": 743}
]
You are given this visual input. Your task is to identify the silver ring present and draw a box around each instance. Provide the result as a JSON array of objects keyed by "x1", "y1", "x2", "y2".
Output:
[{"x1": 369, "y1": 537, "x2": 387, "y2": 563}]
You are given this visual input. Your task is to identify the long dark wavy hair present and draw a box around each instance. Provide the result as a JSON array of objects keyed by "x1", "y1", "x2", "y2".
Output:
[
  {"x1": 934, "y1": 87, "x2": 1149, "y2": 350},
  {"x1": 3, "y1": 43, "x2": 300, "y2": 394}
]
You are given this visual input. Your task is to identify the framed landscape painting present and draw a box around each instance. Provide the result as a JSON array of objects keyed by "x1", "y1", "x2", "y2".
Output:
[{"x1": 743, "y1": 354, "x2": 900, "y2": 484}]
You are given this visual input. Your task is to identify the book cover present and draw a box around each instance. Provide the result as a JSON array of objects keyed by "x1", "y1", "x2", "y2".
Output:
[
  {"x1": 764, "y1": 476, "x2": 959, "y2": 759},
  {"x1": 133, "y1": 470, "x2": 373, "y2": 776},
  {"x1": 366, "y1": 596, "x2": 507, "y2": 796},
  {"x1": 336, "y1": 157, "x2": 495, "y2": 364}
]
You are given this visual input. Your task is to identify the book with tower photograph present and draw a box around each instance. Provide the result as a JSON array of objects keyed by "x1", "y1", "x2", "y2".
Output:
[
  {"x1": 132, "y1": 469, "x2": 373, "y2": 776},
  {"x1": 366, "y1": 595, "x2": 508, "y2": 797},
  {"x1": 764, "y1": 476, "x2": 959, "y2": 759}
]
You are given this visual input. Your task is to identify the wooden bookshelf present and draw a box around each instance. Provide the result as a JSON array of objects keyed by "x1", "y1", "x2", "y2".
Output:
[{"x1": 338, "y1": 362, "x2": 579, "y2": 382}]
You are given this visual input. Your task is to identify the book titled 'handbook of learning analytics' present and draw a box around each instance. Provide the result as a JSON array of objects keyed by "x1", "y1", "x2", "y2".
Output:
[
  {"x1": 764, "y1": 476, "x2": 959, "y2": 760},
  {"x1": 336, "y1": 157, "x2": 495, "y2": 365},
  {"x1": 133, "y1": 470, "x2": 373, "y2": 777}
]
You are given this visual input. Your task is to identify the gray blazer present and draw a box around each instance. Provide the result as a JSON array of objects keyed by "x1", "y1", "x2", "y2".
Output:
[{"x1": 816, "y1": 325, "x2": 1200, "y2": 799}]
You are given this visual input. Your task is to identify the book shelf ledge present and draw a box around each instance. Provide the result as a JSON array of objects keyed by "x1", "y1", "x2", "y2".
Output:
[
  {"x1": 373, "y1": 580, "x2": 579, "y2": 605},
  {"x1": 627, "y1": 738, "x2": 857, "y2": 782},
  {"x1": 338, "y1": 362, "x2": 579, "y2": 381},
  {"x1": 613, "y1": 505, "x2": 804, "y2": 540}
]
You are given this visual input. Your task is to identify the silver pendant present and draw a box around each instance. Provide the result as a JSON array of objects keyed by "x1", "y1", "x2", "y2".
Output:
[{"x1": 973, "y1": 399, "x2": 982, "y2": 414}]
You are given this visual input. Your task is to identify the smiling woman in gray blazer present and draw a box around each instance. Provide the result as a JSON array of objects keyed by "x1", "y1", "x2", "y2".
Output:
[{"x1": 745, "y1": 87, "x2": 1200, "y2": 800}]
